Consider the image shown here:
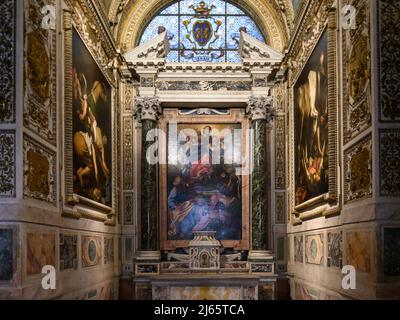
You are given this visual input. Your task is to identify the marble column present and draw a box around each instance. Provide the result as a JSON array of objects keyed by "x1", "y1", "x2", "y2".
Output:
[
  {"x1": 246, "y1": 95, "x2": 275, "y2": 256},
  {"x1": 134, "y1": 96, "x2": 161, "y2": 257}
]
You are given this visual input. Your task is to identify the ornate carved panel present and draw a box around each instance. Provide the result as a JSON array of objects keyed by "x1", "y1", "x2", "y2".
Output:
[
  {"x1": 275, "y1": 192, "x2": 286, "y2": 224},
  {"x1": 123, "y1": 116, "x2": 134, "y2": 190},
  {"x1": 0, "y1": 130, "x2": 16, "y2": 197},
  {"x1": 156, "y1": 81, "x2": 252, "y2": 91},
  {"x1": 342, "y1": 0, "x2": 371, "y2": 144},
  {"x1": 379, "y1": 129, "x2": 400, "y2": 197},
  {"x1": 378, "y1": 0, "x2": 400, "y2": 121},
  {"x1": 275, "y1": 115, "x2": 286, "y2": 189},
  {"x1": 0, "y1": 0, "x2": 16, "y2": 124},
  {"x1": 23, "y1": 0, "x2": 57, "y2": 144},
  {"x1": 123, "y1": 85, "x2": 134, "y2": 113},
  {"x1": 344, "y1": 134, "x2": 372, "y2": 203},
  {"x1": 23, "y1": 135, "x2": 57, "y2": 204},
  {"x1": 104, "y1": 237, "x2": 114, "y2": 264},
  {"x1": 123, "y1": 192, "x2": 134, "y2": 225}
]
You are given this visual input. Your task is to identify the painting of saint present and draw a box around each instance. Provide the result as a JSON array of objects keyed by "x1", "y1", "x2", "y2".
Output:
[
  {"x1": 294, "y1": 29, "x2": 329, "y2": 206},
  {"x1": 72, "y1": 28, "x2": 112, "y2": 206},
  {"x1": 167, "y1": 123, "x2": 242, "y2": 241}
]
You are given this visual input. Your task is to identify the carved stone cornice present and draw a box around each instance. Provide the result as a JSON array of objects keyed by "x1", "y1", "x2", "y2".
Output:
[
  {"x1": 246, "y1": 95, "x2": 276, "y2": 123},
  {"x1": 134, "y1": 96, "x2": 161, "y2": 121}
]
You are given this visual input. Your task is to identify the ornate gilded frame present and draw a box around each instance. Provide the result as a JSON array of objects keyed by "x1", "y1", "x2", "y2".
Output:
[
  {"x1": 159, "y1": 108, "x2": 250, "y2": 250},
  {"x1": 61, "y1": 2, "x2": 117, "y2": 224},
  {"x1": 288, "y1": 1, "x2": 339, "y2": 220}
]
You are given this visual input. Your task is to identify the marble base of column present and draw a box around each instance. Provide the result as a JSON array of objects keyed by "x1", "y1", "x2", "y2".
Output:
[
  {"x1": 248, "y1": 250, "x2": 274, "y2": 262},
  {"x1": 135, "y1": 250, "x2": 161, "y2": 262}
]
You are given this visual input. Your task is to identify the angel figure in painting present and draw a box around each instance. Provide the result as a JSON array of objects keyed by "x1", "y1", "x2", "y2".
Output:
[{"x1": 72, "y1": 68, "x2": 110, "y2": 202}]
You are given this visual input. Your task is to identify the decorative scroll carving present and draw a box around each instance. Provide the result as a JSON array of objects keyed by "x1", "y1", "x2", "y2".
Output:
[
  {"x1": 123, "y1": 117, "x2": 134, "y2": 190},
  {"x1": 23, "y1": 0, "x2": 56, "y2": 143},
  {"x1": 134, "y1": 96, "x2": 161, "y2": 121},
  {"x1": 344, "y1": 134, "x2": 372, "y2": 203},
  {"x1": 123, "y1": 192, "x2": 134, "y2": 225},
  {"x1": 0, "y1": 0, "x2": 16, "y2": 124},
  {"x1": 275, "y1": 115, "x2": 286, "y2": 189},
  {"x1": 156, "y1": 81, "x2": 252, "y2": 91},
  {"x1": 0, "y1": 130, "x2": 16, "y2": 197},
  {"x1": 123, "y1": 85, "x2": 134, "y2": 113},
  {"x1": 379, "y1": 129, "x2": 400, "y2": 197},
  {"x1": 275, "y1": 192, "x2": 286, "y2": 224},
  {"x1": 246, "y1": 95, "x2": 275, "y2": 123},
  {"x1": 23, "y1": 135, "x2": 57, "y2": 204},
  {"x1": 379, "y1": 0, "x2": 400, "y2": 121}
]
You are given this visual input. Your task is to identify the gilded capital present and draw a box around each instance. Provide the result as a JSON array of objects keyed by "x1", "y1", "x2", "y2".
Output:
[
  {"x1": 134, "y1": 96, "x2": 161, "y2": 121},
  {"x1": 246, "y1": 95, "x2": 275, "y2": 123}
]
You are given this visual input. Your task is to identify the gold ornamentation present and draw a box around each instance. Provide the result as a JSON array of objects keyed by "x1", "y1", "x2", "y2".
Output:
[
  {"x1": 27, "y1": 32, "x2": 50, "y2": 102},
  {"x1": 26, "y1": 149, "x2": 50, "y2": 197},
  {"x1": 344, "y1": 134, "x2": 372, "y2": 203}
]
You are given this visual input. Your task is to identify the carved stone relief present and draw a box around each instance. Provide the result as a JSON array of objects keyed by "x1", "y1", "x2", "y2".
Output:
[
  {"x1": 344, "y1": 135, "x2": 372, "y2": 203},
  {"x1": 0, "y1": 0, "x2": 16, "y2": 124},
  {"x1": 123, "y1": 116, "x2": 134, "y2": 190},
  {"x1": 0, "y1": 130, "x2": 16, "y2": 197},
  {"x1": 23, "y1": 0, "x2": 56, "y2": 143},
  {"x1": 23, "y1": 135, "x2": 56, "y2": 204},
  {"x1": 275, "y1": 115, "x2": 286, "y2": 189},
  {"x1": 379, "y1": 129, "x2": 400, "y2": 197},
  {"x1": 379, "y1": 0, "x2": 400, "y2": 121},
  {"x1": 275, "y1": 192, "x2": 286, "y2": 224},
  {"x1": 123, "y1": 85, "x2": 134, "y2": 113},
  {"x1": 342, "y1": 0, "x2": 371, "y2": 143},
  {"x1": 156, "y1": 81, "x2": 252, "y2": 91},
  {"x1": 123, "y1": 192, "x2": 134, "y2": 225}
]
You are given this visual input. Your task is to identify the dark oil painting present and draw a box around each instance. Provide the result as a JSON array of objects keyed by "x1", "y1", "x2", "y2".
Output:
[
  {"x1": 72, "y1": 28, "x2": 112, "y2": 206},
  {"x1": 294, "y1": 29, "x2": 329, "y2": 206},
  {"x1": 167, "y1": 123, "x2": 243, "y2": 241}
]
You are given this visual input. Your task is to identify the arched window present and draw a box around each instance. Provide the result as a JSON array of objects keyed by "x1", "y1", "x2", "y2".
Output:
[{"x1": 139, "y1": 0, "x2": 266, "y2": 63}]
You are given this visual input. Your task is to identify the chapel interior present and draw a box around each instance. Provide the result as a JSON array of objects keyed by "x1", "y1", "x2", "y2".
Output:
[{"x1": 0, "y1": 0, "x2": 399, "y2": 300}]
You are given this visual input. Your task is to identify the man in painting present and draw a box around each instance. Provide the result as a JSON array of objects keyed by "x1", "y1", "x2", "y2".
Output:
[
  {"x1": 296, "y1": 52, "x2": 328, "y2": 204},
  {"x1": 72, "y1": 68, "x2": 110, "y2": 202}
]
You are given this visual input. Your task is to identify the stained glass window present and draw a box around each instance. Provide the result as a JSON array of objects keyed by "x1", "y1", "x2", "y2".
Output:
[{"x1": 139, "y1": 0, "x2": 266, "y2": 63}]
